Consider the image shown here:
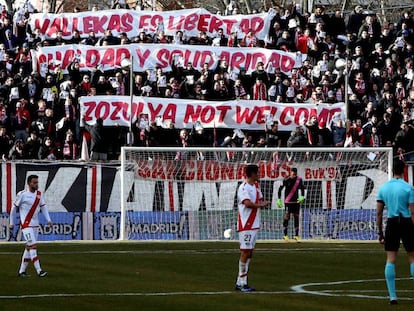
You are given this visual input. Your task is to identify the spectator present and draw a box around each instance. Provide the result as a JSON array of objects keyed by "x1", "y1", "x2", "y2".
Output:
[
  {"x1": 61, "y1": 130, "x2": 79, "y2": 160},
  {"x1": 25, "y1": 131, "x2": 41, "y2": 159},
  {"x1": 265, "y1": 121, "x2": 282, "y2": 148},
  {"x1": 317, "y1": 121, "x2": 333, "y2": 146},
  {"x1": 0, "y1": 125, "x2": 11, "y2": 160},
  {"x1": 394, "y1": 121, "x2": 414, "y2": 161},
  {"x1": 287, "y1": 126, "x2": 309, "y2": 147},
  {"x1": 305, "y1": 116, "x2": 319, "y2": 146},
  {"x1": 82, "y1": 117, "x2": 108, "y2": 161},
  {"x1": 331, "y1": 118, "x2": 346, "y2": 147},
  {"x1": 252, "y1": 77, "x2": 267, "y2": 100},
  {"x1": 8, "y1": 138, "x2": 26, "y2": 160}
]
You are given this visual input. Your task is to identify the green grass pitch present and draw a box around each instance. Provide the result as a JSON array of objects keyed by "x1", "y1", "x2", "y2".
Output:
[{"x1": 1, "y1": 242, "x2": 413, "y2": 311}]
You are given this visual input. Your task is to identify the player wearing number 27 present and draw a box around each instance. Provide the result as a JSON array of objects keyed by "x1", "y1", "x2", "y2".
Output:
[
  {"x1": 376, "y1": 159, "x2": 414, "y2": 305},
  {"x1": 9, "y1": 175, "x2": 53, "y2": 277},
  {"x1": 235, "y1": 164, "x2": 269, "y2": 292}
]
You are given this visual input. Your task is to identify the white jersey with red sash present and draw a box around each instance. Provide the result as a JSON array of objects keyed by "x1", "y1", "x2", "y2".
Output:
[
  {"x1": 10, "y1": 189, "x2": 50, "y2": 228},
  {"x1": 237, "y1": 181, "x2": 263, "y2": 232}
]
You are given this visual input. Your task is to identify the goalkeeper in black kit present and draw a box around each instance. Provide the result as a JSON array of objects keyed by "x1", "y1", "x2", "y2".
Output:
[{"x1": 277, "y1": 168, "x2": 305, "y2": 242}]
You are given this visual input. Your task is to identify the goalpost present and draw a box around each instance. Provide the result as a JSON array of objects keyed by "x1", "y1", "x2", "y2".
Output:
[{"x1": 120, "y1": 147, "x2": 393, "y2": 241}]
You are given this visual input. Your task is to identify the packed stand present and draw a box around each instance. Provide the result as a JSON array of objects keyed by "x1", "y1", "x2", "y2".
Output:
[{"x1": 0, "y1": 3, "x2": 414, "y2": 161}]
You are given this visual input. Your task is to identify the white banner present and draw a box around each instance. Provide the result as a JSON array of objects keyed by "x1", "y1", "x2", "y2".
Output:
[
  {"x1": 29, "y1": 8, "x2": 272, "y2": 40},
  {"x1": 32, "y1": 43, "x2": 302, "y2": 75},
  {"x1": 79, "y1": 95, "x2": 346, "y2": 131}
]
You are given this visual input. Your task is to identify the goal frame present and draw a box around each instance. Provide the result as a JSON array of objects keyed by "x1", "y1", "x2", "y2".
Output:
[{"x1": 120, "y1": 146, "x2": 393, "y2": 241}]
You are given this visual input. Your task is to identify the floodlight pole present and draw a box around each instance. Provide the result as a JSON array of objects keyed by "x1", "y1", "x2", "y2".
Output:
[
  {"x1": 123, "y1": 56, "x2": 134, "y2": 146},
  {"x1": 345, "y1": 51, "x2": 349, "y2": 121},
  {"x1": 129, "y1": 56, "x2": 134, "y2": 146}
]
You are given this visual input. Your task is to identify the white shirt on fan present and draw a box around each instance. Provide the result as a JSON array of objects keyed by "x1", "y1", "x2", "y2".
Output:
[
  {"x1": 237, "y1": 181, "x2": 263, "y2": 232},
  {"x1": 10, "y1": 189, "x2": 50, "y2": 227}
]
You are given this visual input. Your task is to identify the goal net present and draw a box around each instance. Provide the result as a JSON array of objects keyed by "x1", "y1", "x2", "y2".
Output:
[{"x1": 120, "y1": 147, "x2": 392, "y2": 241}]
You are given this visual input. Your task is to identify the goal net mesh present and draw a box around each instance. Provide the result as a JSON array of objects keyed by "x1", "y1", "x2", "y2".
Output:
[{"x1": 120, "y1": 147, "x2": 392, "y2": 241}]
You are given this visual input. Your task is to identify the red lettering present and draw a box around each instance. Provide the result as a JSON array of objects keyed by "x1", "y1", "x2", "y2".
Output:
[
  {"x1": 238, "y1": 18, "x2": 250, "y2": 34},
  {"x1": 147, "y1": 103, "x2": 164, "y2": 120},
  {"x1": 155, "y1": 49, "x2": 170, "y2": 69},
  {"x1": 163, "y1": 104, "x2": 177, "y2": 123},
  {"x1": 120, "y1": 101, "x2": 129, "y2": 122},
  {"x1": 114, "y1": 48, "x2": 131, "y2": 67},
  {"x1": 305, "y1": 168, "x2": 311, "y2": 180},
  {"x1": 205, "y1": 161, "x2": 219, "y2": 181},
  {"x1": 82, "y1": 101, "x2": 96, "y2": 122},
  {"x1": 216, "y1": 105, "x2": 231, "y2": 122},
  {"x1": 34, "y1": 17, "x2": 50, "y2": 35},
  {"x1": 249, "y1": 16, "x2": 264, "y2": 33},
  {"x1": 184, "y1": 105, "x2": 202, "y2": 123},
  {"x1": 267, "y1": 52, "x2": 281, "y2": 69},
  {"x1": 200, "y1": 106, "x2": 215, "y2": 123},
  {"x1": 47, "y1": 17, "x2": 63, "y2": 37},
  {"x1": 176, "y1": 15, "x2": 185, "y2": 30},
  {"x1": 83, "y1": 16, "x2": 95, "y2": 33},
  {"x1": 208, "y1": 15, "x2": 223, "y2": 33},
  {"x1": 135, "y1": 49, "x2": 151, "y2": 68},
  {"x1": 184, "y1": 160, "x2": 196, "y2": 180},
  {"x1": 132, "y1": 102, "x2": 145, "y2": 123},
  {"x1": 279, "y1": 107, "x2": 294, "y2": 125},
  {"x1": 220, "y1": 162, "x2": 235, "y2": 180},
  {"x1": 92, "y1": 16, "x2": 108, "y2": 34},
  {"x1": 230, "y1": 52, "x2": 245, "y2": 70},
  {"x1": 61, "y1": 17, "x2": 71, "y2": 36},
  {"x1": 95, "y1": 102, "x2": 110, "y2": 120},
  {"x1": 294, "y1": 107, "x2": 309, "y2": 125},
  {"x1": 222, "y1": 19, "x2": 237, "y2": 34},
  {"x1": 107, "y1": 14, "x2": 122, "y2": 32},
  {"x1": 136, "y1": 160, "x2": 151, "y2": 178},
  {"x1": 151, "y1": 159, "x2": 166, "y2": 179},
  {"x1": 256, "y1": 106, "x2": 272, "y2": 124},
  {"x1": 280, "y1": 55, "x2": 296, "y2": 73},
  {"x1": 236, "y1": 106, "x2": 257, "y2": 124},
  {"x1": 199, "y1": 51, "x2": 215, "y2": 68},
  {"x1": 73, "y1": 17, "x2": 79, "y2": 34},
  {"x1": 151, "y1": 15, "x2": 163, "y2": 31},
  {"x1": 110, "y1": 102, "x2": 124, "y2": 121},
  {"x1": 165, "y1": 160, "x2": 177, "y2": 179},
  {"x1": 85, "y1": 49, "x2": 100, "y2": 67},
  {"x1": 197, "y1": 161, "x2": 204, "y2": 180},
  {"x1": 184, "y1": 13, "x2": 198, "y2": 31},
  {"x1": 139, "y1": 15, "x2": 152, "y2": 30},
  {"x1": 198, "y1": 14, "x2": 210, "y2": 32},
  {"x1": 252, "y1": 53, "x2": 267, "y2": 69},
  {"x1": 236, "y1": 164, "x2": 246, "y2": 180},
  {"x1": 121, "y1": 13, "x2": 134, "y2": 32},
  {"x1": 101, "y1": 48, "x2": 116, "y2": 67}
]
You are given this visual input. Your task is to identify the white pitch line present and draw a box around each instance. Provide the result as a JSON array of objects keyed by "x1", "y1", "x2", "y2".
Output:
[
  {"x1": 0, "y1": 247, "x2": 384, "y2": 256},
  {"x1": 291, "y1": 278, "x2": 414, "y2": 301},
  {"x1": 0, "y1": 291, "x2": 295, "y2": 299}
]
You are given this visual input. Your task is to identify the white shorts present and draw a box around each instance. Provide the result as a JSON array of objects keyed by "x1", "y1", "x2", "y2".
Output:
[
  {"x1": 22, "y1": 227, "x2": 39, "y2": 247},
  {"x1": 238, "y1": 230, "x2": 258, "y2": 250}
]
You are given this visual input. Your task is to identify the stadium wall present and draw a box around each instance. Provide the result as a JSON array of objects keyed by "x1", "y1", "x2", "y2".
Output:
[{"x1": 1, "y1": 161, "x2": 413, "y2": 241}]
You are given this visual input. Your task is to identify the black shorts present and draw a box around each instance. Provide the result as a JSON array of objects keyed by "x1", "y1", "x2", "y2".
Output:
[
  {"x1": 285, "y1": 203, "x2": 300, "y2": 215},
  {"x1": 384, "y1": 217, "x2": 414, "y2": 252}
]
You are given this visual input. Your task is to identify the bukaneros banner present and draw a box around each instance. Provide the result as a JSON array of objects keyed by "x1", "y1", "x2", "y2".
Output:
[
  {"x1": 29, "y1": 8, "x2": 272, "y2": 40},
  {"x1": 79, "y1": 95, "x2": 346, "y2": 131},
  {"x1": 31, "y1": 43, "x2": 302, "y2": 75}
]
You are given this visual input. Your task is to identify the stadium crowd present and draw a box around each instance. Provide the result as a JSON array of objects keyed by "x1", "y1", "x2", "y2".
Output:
[{"x1": 0, "y1": 2, "x2": 414, "y2": 161}]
